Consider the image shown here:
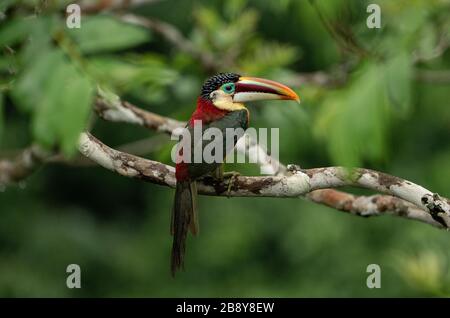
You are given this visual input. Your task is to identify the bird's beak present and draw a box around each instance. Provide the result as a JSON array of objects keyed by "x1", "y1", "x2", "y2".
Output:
[{"x1": 233, "y1": 76, "x2": 300, "y2": 104}]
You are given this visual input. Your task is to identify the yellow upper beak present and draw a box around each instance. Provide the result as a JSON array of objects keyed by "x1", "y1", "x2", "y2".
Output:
[{"x1": 233, "y1": 76, "x2": 300, "y2": 104}]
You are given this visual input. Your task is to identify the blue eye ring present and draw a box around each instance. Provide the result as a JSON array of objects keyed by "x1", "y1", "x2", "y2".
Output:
[{"x1": 221, "y1": 83, "x2": 235, "y2": 94}]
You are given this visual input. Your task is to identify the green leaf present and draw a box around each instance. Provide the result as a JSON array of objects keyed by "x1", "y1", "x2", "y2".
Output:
[
  {"x1": 31, "y1": 51, "x2": 69, "y2": 148},
  {"x1": 315, "y1": 62, "x2": 389, "y2": 166},
  {"x1": 87, "y1": 55, "x2": 178, "y2": 101},
  {"x1": 11, "y1": 47, "x2": 57, "y2": 112},
  {"x1": 58, "y1": 70, "x2": 94, "y2": 156},
  {"x1": 11, "y1": 14, "x2": 84, "y2": 108},
  {"x1": 416, "y1": 22, "x2": 438, "y2": 60},
  {"x1": 32, "y1": 52, "x2": 94, "y2": 156},
  {"x1": 12, "y1": 46, "x2": 93, "y2": 156},
  {"x1": 239, "y1": 42, "x2": 299, "y2": 75},
  {"x1": 224, "y1": 0, "x2": 248, "y2": 19},
  {"x1": 0, "y1": 17, "x2": 33, "y2": 47},
  {"x1": 0, "y1": 0, "x2": 17, "y2": 17},
  {"x1": 68, "y1": 15, "x2": 151, "y2": 54},
  {"x1": 21, "y1": 15, "x2": 59, "y2": 65},
  {"x1": 384, "y1": 51, "x2": 412, "y2": 114}
]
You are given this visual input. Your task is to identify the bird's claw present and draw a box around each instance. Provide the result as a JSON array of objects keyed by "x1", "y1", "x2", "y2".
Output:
[
  {"x1": 222, "y1": 171, "x2": 241, "y2": 179},
  {"x1": 222, "y1": 171, "x2": 240, "y2": 198},
  {"x1": 287, "y1": 164, "x2": 302, "y2": 172}
]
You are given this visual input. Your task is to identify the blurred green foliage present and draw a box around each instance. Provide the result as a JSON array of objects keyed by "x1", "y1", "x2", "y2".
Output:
[{"x1": 0, "y1": 0, "x2": 450, "y2": 297}]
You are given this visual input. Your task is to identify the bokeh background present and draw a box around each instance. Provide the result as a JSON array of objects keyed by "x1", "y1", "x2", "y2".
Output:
[{"x1": 1, "y1": 0, "x2": 450, "y2": 297}]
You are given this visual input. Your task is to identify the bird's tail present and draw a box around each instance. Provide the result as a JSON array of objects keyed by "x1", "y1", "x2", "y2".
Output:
[{"x1": 171, "y1": 179, "x2": 198, "y2": 276}]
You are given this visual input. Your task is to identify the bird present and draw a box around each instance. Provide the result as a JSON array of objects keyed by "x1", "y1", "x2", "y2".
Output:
[{"x1": 171, "y1": 72, "x2": 300, "y2": 276}]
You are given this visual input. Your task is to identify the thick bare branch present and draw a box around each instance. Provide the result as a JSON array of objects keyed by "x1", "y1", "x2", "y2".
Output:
[
  {"x1": 92, "y1": 90, "x2": 450, "y2": 228},
  {"x1": 2, "y1": 90, "x2": 448, "y2": 229},
  {"x1": 46, "y1": 135, "x2": 167, "y2": 167},
  {"x1": 300, "y1": 167, "x2": 450, "y2": 227},
  {"x1": 2, "y1": 2, "x2": 447, "y2": 233},
  {"x1": 78, "y1": 132, "x2": 450, "y2": 229},
  {"x1": 307, "y1": 190, "x2": 444, "y2": 229},
  {"x1": 95, "y1": 88, "x2": 184, "y2": 134}
]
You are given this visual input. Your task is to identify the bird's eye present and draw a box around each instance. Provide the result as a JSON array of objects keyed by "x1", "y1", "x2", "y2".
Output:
[{"x1": 221, "y1": 83, "x2": 235, "y2": 94}]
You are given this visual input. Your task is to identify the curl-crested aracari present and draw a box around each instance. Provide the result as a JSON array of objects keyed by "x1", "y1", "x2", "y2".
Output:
[{"x1": 172, "y1": 73, "x2": 299, "y2": 275}]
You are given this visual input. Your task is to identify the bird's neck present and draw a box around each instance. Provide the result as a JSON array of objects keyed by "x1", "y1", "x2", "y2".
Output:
[{"x1": 189, "y1": 97, "x2": 230, "y2": 125}]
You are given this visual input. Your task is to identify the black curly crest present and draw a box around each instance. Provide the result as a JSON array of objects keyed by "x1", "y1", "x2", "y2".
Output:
[{"x1": 201, "y1": 73, "x2": 240, "y2": 99}]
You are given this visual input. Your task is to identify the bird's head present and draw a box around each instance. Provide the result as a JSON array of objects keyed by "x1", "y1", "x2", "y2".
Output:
[{"x1": 200, "y1": 72, "x2": 300, "y2": 111}]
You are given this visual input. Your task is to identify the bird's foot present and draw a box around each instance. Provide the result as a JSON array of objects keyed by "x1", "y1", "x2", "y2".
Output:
[
  {"x1": 222, "y1": 171, "x2": 241, "y2": 179},
  {"x1": 287, "y1": 164, "x2": 302, "y2": 172},
  {"x1": 201, "y1": 171, "x2": 241, "y2": 196},
  {"x1": 222, "y1": 171, "x2": 240, "y2": 198}
]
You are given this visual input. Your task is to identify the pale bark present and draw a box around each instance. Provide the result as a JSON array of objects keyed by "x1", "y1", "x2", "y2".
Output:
[
  {"x1": 77, "y1": 131, "x2": 450, "y2": 229},
  {"x1": 1, "y1": 89, "x2": 449, "y2": 230}
]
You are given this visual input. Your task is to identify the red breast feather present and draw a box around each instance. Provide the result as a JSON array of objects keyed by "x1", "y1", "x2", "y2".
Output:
[{"x1": 176, "y1": 97, "x2": 229, "y2": 181}]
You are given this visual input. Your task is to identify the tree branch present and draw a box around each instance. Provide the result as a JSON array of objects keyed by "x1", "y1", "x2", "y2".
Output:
[
  {"x1": 0, "y1": 145, "x2": 50, "y2": 185},
  {"x1": 118, "y1": 14, "x2": 218, "y2": 71},
  {"x1": 90, "y1": 89, "x2": 450, "y2": 229},
  {"x1": 117, "y1": 12, "x2": 352, "y2": 83},
  {"x1": 2, "y1": 2, "x2": 447, "y2": 232},
  {"x1": 78, "y1": 0, "x2": 161, "y2": 13},
  {"x1": 307, "y1": 190, "x2": 443, "y2": 228},
  {"x1": 413, "y1": 30, "x2": 450, "y2": 63},
  {"x1": 95, "y1": 87, "x2": 286, "y2": 175},
  {"x1": 95, "y1": 89, "x2": 184, "y2": 134},
  {"x1": 2, "y1": 88, "x2": 449, "y2": 230},
  {"x1": 78, "y1": 132, "x2": 450, "y2": 229},
  {"x1": 415, "y1": 69, "x2": 450, "y2": 84}
]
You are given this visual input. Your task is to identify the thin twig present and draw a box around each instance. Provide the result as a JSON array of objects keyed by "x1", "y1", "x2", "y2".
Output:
[
  {"x1": 119, "y1": 14, "x2": 218, "y2": 71},
  {"x1": 78, "y1": 0, "x2": 161, "y2": 13}
]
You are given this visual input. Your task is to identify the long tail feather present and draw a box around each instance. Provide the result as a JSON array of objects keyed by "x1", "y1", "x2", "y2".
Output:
[
  {"x1": 171, "y1": 179, "x2": 198, "y2": 276},
  {"x1": 189, "y1": 181, "x2": 199, "y2": 235}
]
